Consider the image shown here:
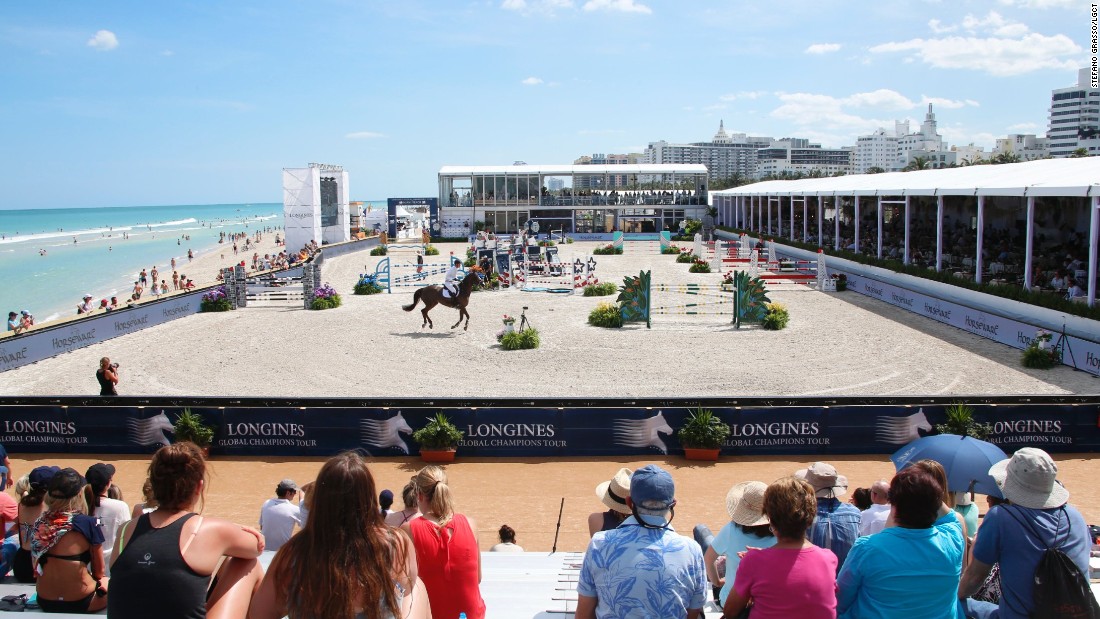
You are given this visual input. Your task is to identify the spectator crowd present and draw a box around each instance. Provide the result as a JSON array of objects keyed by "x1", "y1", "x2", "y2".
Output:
[{"x1": 0, "y1": 444, "x2": 1093, "y2": 618}]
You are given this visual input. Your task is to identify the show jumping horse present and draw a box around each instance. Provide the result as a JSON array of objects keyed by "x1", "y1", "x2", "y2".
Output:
[{"x1": 402, "y1": 266, "x2": 484, "y2": 330}]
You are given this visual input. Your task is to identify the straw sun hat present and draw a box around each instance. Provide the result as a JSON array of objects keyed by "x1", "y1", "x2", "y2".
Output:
[
  {"x1": 725, "y1": 481, "x2": 770, "y2": 527},
  {"x1": 595, "y1": 467, "x2": 632, "y2": 515}
]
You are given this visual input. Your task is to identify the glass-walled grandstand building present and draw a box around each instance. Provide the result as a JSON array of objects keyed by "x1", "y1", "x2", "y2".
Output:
[{"x1": 438, "y1": 164, "x2": 708, "y2": 235}]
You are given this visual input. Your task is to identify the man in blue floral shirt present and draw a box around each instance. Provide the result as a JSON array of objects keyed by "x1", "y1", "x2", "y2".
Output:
[{"x1": 575, "y1": 464, "x2": 707, "y2": 619}]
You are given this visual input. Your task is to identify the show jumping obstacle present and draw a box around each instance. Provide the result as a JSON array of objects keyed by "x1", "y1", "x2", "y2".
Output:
[
  {"x1": 373, "y1": 255, "x2": 464, "y2": 294},
  {"x1": 619, "y1": 270, "x2": 740, "y2": 329},
  {"x1": 612, "y1": 230, "x2": 672, "y2": 254}
]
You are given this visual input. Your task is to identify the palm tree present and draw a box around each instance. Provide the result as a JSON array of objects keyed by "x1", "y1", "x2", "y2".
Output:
[
  {"x1": 1070, "y1": 147, "x2": 1089, "y2": 158},
  {"x1": 866, "y1": 166, "x2": 886, "y2": 174},
  {"x1": 991, "y1": 152, "x2": 1021, "y2": 165},
  {"x1": 903, "y1": 156, "x2": 930, "y2": 172}
]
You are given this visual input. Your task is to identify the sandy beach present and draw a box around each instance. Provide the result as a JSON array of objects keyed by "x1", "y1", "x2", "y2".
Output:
[{"x1": 1, "y1": 240, "x2": 1096, "y2": 397}]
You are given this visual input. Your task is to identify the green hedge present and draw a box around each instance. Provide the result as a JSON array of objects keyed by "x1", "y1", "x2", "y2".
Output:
[{"x1": 583, "y1": 282, "x2": 618, "y2": 296}]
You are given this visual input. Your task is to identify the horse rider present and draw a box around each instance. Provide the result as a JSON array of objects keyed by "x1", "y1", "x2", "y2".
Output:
[{"x1": 443, "y1": 257, "x2": 462, "y2": 299}]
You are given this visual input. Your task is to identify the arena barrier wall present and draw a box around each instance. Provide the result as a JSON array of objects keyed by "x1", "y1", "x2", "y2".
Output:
[
  {"x1": 0, "y1": 399, "x2": 1095, "y2": 457},
  {"x1": 718, "y1": 232, "x2": 1100, "y2": 377}
]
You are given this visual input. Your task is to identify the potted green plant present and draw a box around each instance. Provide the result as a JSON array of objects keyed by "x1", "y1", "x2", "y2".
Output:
[
  {"x1": 934, "y1": 403, "x2": 993, "y2": 439},
  {"x1": 412, "y1": 412, "x2": 464, "y2": 462},
  {"x1": 677, "y1": 407, "x2": 730, "y2": 461},
  {"x1": 173, "y1": 408, "x2": 215, "y2": 456}
]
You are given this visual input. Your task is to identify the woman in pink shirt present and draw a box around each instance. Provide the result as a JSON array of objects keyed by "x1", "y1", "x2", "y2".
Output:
[{"x1": 723, "y1": 476, "x2": 838, "y2": 619}]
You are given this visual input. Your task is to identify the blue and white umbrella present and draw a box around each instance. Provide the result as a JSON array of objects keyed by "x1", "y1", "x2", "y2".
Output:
[{"x1": 891, "y1": 433, "x2": 1008, "y2": 498}]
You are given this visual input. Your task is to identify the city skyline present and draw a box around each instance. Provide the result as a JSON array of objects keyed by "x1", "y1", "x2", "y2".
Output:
[{"x1": 0, "y1": 0, "x2": 1089, "y2": 209}]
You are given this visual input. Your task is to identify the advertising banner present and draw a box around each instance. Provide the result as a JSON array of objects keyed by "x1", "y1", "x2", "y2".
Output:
[
  {"x1": 0, "y1": 291, "x2": 206, "y2": 373},
  {"x1": 0, "y1": 403, "x2": 1096, "y2": 457}
]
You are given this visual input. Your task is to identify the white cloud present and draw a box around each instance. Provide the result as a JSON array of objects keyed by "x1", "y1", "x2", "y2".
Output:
[
  {"x1": 582, "y1": 0, "x2": 652, "y2": 14},
  {"x1": 997, "y1": 0, "x2": 1077, "y2": 8},
  {"x1": 961, "y1": 11, "x2": 1029, "y2": 37},
  {"x1": 767, "y1": 88, "x2": 979, "y2": 142},
  {"x1": 805, "y1": 43, "x2": 841, "y2": 54},
  {"x1": 939, "y1": 125, "x2": 998, "y2": 147},
  {"x1": 928, "y1": 19, "x2": 957, "y2": 34},
  {"x1": 1007, "y1": 122, "x2": 1040, "y2": 131},
  {"x1": 521, "y1": 76, "x2": 544, "y2": 85},
  {"x1": 502, "y1": 0, "x2": 574, "y2": 13},
  {"x1": 719, "y1": 91, "x2": 768, "y2": 102},
  {"x1": 870, "y1": 32, "x2": 1080, "y2": 76},
  {"x1": 845, "y1": 89, "x2": 917, "y2": 109},
  {"x1": 920, "y1": 96, "x2": 978, "y2": 109},
  {"x1": 87, "y1": 30, "x2": 118, "y2": 51},
  {"x1": 161, "y1": 50, "x2": 174, "y2": 57},
  {"x1": 345, "y1": 131, "x2": 386, "y2": 139}
]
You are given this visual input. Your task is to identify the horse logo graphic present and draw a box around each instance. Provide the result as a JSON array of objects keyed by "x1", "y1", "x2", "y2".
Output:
[
  {"x1": 612, "y1": 411, "x2": 673, "y2": 454},
  {"x1": 360, "y1": 412, "x2": 414, "y2": 455},
  {"x1": 875, "y1": 409, "x2": 932, "y2": 445},
  {"x1": 127, "y1": 411, "x2": 175, "y2": 448}
]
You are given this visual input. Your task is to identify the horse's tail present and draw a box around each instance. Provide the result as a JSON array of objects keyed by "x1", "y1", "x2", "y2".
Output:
[{"x1": 402, "y1": 289, "x2": 423, "y2": 312}]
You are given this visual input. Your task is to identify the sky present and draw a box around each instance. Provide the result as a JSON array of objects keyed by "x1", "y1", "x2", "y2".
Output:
[{"x1": 0, "y1": 0, "x2": 1089, "y2": 209}]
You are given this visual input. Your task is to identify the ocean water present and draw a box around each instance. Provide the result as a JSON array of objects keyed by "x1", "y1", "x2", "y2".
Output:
[{"x1": 0, "y1": 203, "x2": 284, "y2": 323}]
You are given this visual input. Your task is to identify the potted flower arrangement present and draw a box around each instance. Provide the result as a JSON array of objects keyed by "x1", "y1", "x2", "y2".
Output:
[
  {"x1": 501, "y1": 313, "x2": 516, "y2": 334},
  {"x1": 1034, "y1": 329, "x2": 1052, "y2": 350},
  {"x1": 833, "y1": 273, "x2": 848, "y2": 291},
  {"x1": 412, "y1": 412, "x2": 464, "y2": 462},
  {"x1": 677, "y1": 407, "x2": 730, "y2": 461},
  {"x1": 200, "y1": 287, "x2": 232, "y2": 312},
  {"x1": 311, "y1": 283, "x2": 341, "y2": 310},
  {"x1": 661, "y1": 244, "x2": 683, "y2": 255},
  {"x1": 353, "y1": 274, "x2": 383, "y2": 295},
  {"x1": 1021, "y1": 330, "x2": 1061, "y2": 369},
  {"x1": 689, "y1": 258, "x2": 712, "y2": 273},
  {"x1": 934, "y1": 402, "x2": 992, "y2": 440},
  {"x1": 173, "y1": 408, "x2": 215, "y2": 456}
]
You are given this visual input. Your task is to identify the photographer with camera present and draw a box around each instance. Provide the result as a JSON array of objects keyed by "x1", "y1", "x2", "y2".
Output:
[{"x1": 96, "y1": 357, "x2": 119, "y2": 396}]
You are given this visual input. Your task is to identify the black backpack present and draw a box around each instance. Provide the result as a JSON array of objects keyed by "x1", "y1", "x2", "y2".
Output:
[{"x1": 1003, "y1": 506, "x2": 1100, "y2": 619}]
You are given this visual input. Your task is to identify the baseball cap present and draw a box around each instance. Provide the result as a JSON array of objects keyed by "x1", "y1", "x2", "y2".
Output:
[
  {"x1": 48, "y1": 468, "x2": 86, "y2": 500},
  {"x1": 630, "y1": 464, "x2": 676, "y2": 512},
  {"x1": 85, "y1": 463, "x2": 116, "y2": 493},
  {"x1": 276, "y1": 479, "x2": 298, "y2": 495},
  {"x1": 29, "y1": 465, "x2": 61, "y2": 490}
]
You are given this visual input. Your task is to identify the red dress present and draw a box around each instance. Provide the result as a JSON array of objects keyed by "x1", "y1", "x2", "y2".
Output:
[{"x1": 409, "y1": 513, "x2": 485, "y2": 619}]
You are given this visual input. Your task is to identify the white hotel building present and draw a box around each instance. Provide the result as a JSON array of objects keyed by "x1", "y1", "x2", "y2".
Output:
[{"x1": 1048, "y1": 68, "x2": 1100, "y2": 157}]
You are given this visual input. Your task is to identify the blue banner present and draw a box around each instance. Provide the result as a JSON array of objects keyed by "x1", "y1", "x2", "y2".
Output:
[{"x1": 0, "y1": 403, "x2": 1095, "y2": 457}]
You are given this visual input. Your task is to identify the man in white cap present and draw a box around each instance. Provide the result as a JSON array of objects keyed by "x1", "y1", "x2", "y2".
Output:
[
  {"x1": 259, "y1": 479, "x2": 301, "y2": 552},
  {"x1": 576, "y1": 464, "x2": 706, "y2": 619},
  {"x1": 958, "y1": 447, "x2": 1092, "y2": 619},
  {"x1": 795, "y1": 462, "x2": 861, "y2": 570},
  {"x1": 858, "y1": 479, "x2": 891, "y2": 536}
]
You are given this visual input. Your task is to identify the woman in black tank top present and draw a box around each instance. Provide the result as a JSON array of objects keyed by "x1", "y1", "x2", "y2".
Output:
[{"x1": 108, "y1": 442, "x2": 265, "y2": 619}]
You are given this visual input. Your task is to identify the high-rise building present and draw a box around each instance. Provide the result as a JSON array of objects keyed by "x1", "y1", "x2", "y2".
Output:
[
  {"x1": 993, "y1": 134, "x2": 1050, "y2": 160},
  {"x1": 756, "y1": 138, "x2": 852, "y2": 178},
  {"x1": 644, "y1": 121, "x2": 765, "y2": 182},
  {"x1": 1047, "y1": 68, "x2": 1100, "y2": 157},
  {"x1": 897, "y1": 104, "x2": 947, "y2": 169},
  {"x1": 573, "y1": 153, "x2": 642, "y2": 188},
  {"x1": 854, "y1": 124, "x2": 904, "y2": 173}
]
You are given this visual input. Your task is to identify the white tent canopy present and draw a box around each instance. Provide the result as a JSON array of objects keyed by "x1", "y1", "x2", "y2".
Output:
[{"x1": 710, "y1": 157, "x2": 1100, "y2": 198}]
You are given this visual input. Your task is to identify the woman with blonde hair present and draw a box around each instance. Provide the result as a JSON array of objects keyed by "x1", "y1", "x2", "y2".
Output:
[
  {"x1": 402, "y1": 465, "x2": 485, "y2": 619},
  {"x1": 31, "y1": 468, "x2": 109, "y2": 613},
  {"x1": 249, "y1": 452, "x2": 429, "y2": 619}
]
